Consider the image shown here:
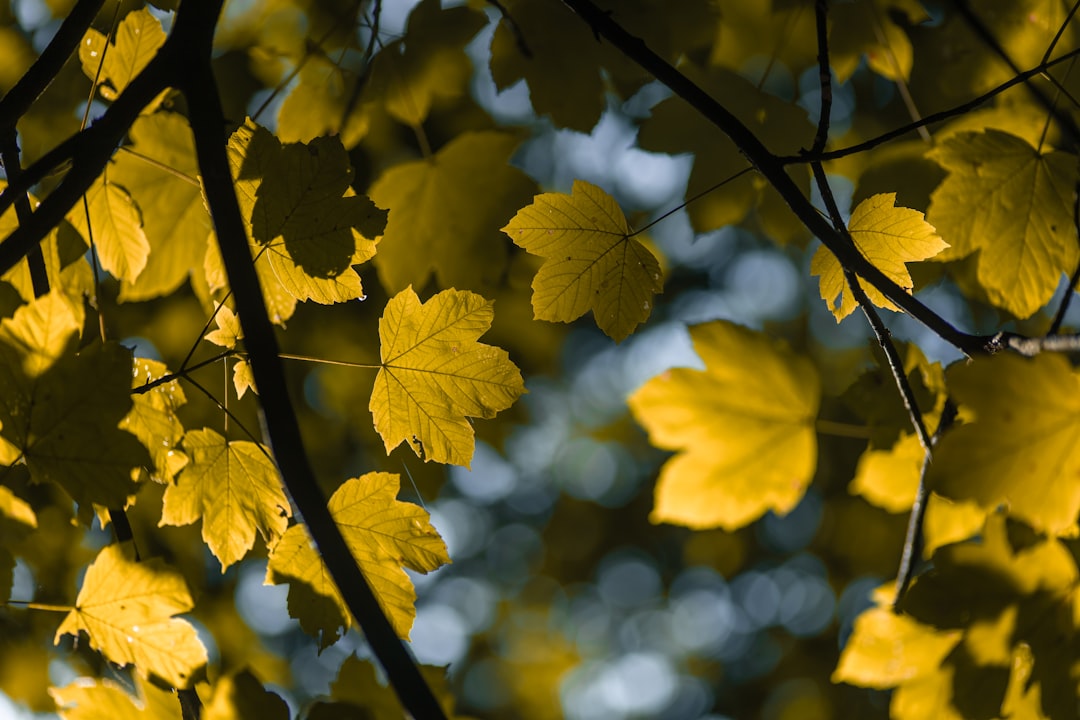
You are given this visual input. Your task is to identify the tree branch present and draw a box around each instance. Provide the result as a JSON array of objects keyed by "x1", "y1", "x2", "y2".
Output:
[
  {"x1": 559, "y1": 0, "x2": 997, "y2": 357},
  {"x1": 175, "y1": 4, "x2": 445, "y2": 717},
  {"x1": 0, "y1": 0, "x2": 104, "y2": 132}
]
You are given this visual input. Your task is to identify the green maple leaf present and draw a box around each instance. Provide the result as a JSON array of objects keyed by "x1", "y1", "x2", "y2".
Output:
[
  {"x1": 628, "y1": 320, "x2": 820, "y2": 529},
  {"x1": 369, "y1": 131, "x2": 537, "y2": 294},
  {"x1": 109, "y1": 112, "x2": 211, "y2": 302},
  {"x1": 55, "y1": 543, "x2": 207, "y2": 689},
  {"x1": 927, "y1": 130, "x2": 1078, "y2": 318},
  {"x1": 265, "y1": 472, "x2": 450, "y2": 649},
  {"x1": 206, "y1": 119, "x2": 386, "y2": 323},
  {"x1": 502, "y1": 180, "x2": 663, "y2": 342},
  {"x1": 160, "y1": 428, "x2": 290, "y2": 571},
  {"x1": 0, "y1": 293, "x2": 147, "y2": 512},
  {"x1": 370, "y1": 287, "x2": 525, "y2": 467}
]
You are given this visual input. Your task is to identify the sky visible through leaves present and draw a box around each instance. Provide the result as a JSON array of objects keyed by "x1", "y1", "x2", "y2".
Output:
[{"x1": 1, "y1": 0, "x2": 1080, "y2": 719}]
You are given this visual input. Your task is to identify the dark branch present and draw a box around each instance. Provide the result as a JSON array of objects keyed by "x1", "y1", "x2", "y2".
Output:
[
  {"x1": 176, "y1": 4, "x2": 445, "y2": 717},
  {"x1": 560, "y1": 0, "x2": 996, "y2": 357}
]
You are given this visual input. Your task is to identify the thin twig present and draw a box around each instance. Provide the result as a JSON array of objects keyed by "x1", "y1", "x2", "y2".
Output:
[
  {"x1": 559, "y1": 0, "x2": 997, "y2": 357},
  {"x1": 1043, "y1": 0, "x2": 1080, "y2": 64},
  {"x1": 0, "y1": 135, "x2": 49, "y2": 296},
  {"x1": 629, "y1": 166, "x2": 754, "y2": 238},
  {"x1": 132, "y1": 350, "x2": 237, "y2": 395},
  {"x1": 894, "y1": 400, "x2": 958, "y2": 610},
  {"x1": 810, "y1": 0, "x2": 831, "y2": 156}
]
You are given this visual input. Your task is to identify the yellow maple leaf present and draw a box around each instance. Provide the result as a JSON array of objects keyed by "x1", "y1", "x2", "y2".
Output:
[
  {"x1": 370, "y1": 287, "x2": 525, "y2": 467},
  {"x1": 927, "y1": 130, "x2": 1078, "y2": 318},
  {"x1": 628, "y1": 320, "x2": 819, "y2": 529},
  {"x1": 811, "y1": 193, "x2": 947, "y2": 321},
  {"x1": 833, "y1": 604, "x2": 962, "y2": 688},
  {"x1": 265, "y1": 472, "x2": 450, "y2": 648},
  {"x1": 66, "y1": 179, "x2": 149, "y2": 284},
  {"x1": 54, "y1": 543, "x2": 207, "y2": 689},
  {"x1": 929, "y1": 353, "x2": 1080, "y2": 536},
  {"x1": 78, "y1": 8, "x2": 165, "y2": 102},
  {"x1": 51, "y1": 675, "x2": 187, "y2": 719},
  {"x1": 123, "y1": 358, "x2": 188, "y2": 484},
  {"x1": 204, "y1": 304, "x2": 242, "y2": 349},
  {"x1": 369, "y1": 131, "x2": 537, "y2": 294},
  {"x1": 159, "y1": 428, "x2": 290, "y2": 571},
  {"x1": 205, "y1": 119, "x2": 386, "y2": 323},
  {"x1": 502, "y1": 179, "x2": 663, "y2": 342},
  {"x1": 202, "y1": 669, "x2": 289, "y2": 720}
]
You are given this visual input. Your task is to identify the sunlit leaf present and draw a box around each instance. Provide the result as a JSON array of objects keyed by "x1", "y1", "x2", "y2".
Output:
[
  {"x1": 206, "y1": 119, "x2": 386, "y2": 323},
  {"x1": 628, "y1": 320, "x2": 819, "y2": 529},
  {"x1": 811, "y1": 193, "x2": 946, "y2": 321},
  {"x1": 109, "y1": 112, "x2": 210, "y2": 302},
  {"x1": 78, "y1": 8, "x2": 165, "y2": 101},
  {"x1": 265, "y1": 472, "x2": 450, "y2": 648},
  {"x1": 233, "y1": 360, "x2": 256, "y2": 399},
  {"x1": 370, "y1": 131, "x2": 537, "y2": 294},
  {"x1": 122, "y1": 358, "x2": 187, "y2": 484},
  {"x1": 502, "y1": 179, "x2": 663, "y2": 342},
  {"x1": 55, "y1": 543, "x2": 208, "y2": 689},
  {"x1": 370, "y1": 287, "x2": 525, "y2": 467},
  {"x1": 927, "y1": 130, "x2": 1078, "y2": 318},
  {"x1": 66, "y1": 179, "x2": 149, "y2": 284},
  {"x1": 204, "y1": 304, "x2": 242, "y2": 349},
  {"x1": 160, "y1": 428, "x2": 289, "y2": 571},
  {"x1": 51, "y1": 675, "x2": 184, "y2": 719},
  {"x1": 277, "y1": 56, "x2": 369, "y2": 147},
  {"x1": 930, "y1": 353, "x2": 1080, "y2": 535}
]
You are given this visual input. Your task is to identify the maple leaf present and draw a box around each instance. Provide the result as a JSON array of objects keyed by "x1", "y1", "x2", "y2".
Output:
[
  {"x1": 0, "y1": 293, "x2": 147, "y2": 512},
  {"x1": 927, "y1": 130, "x2": 1078, "y2": 318},
  {"x1": 265, "y1": 472, "x2": 450, "y2": 648},
  {"x1": 123, "y1": 358, "x2": 188, "y2": 484},
  {"x1": 830, "y1": 0, "x2": 928, "y2": 82},
  {"x1": 369, "y1": 131, "x2": 537, "y2": 294},
  {"x1": 159, "y1": 428, "x2": 289, "y2": 571},
  {"x1": 812, "y1": 193, "x2": 947, "y2": 321},
  {"x1": 66, "y1": 179, "x2": 150, "y2": 284},
  {"x1": 365, "y1": 0, "x2": 487, "y2": 125},
  {"x1": 897, "y1": 515, "x2": 1080, "y2": 720},
  {"x1": 232, "y1": 360, "x2": 256, "y2": 399},
  {"x1": 55, "y1": 543, "x2": 208, "y2": 689},
  {"x1": 929, "y1": 353, "x2": 1080, "y2": 535},
  {"x1": 203, "y1": 670, "x2": 290, "y2": 720},
  {"x1": 502, "y1": 180, "x2": 663, "y2": 342},
  {"x1": 205, "y1": 119, "x2": 387, "y2": 322},
  {"x1": 628, "y1": 320, "x2": 820, "y2": 529},
  {"x1": 51, "y1": 675, "x2": 185, "y2": 719},
  {"x1": 204, "y1": 304, "x2": 242, "y2": 349},
  {"x1": 78, "y1": 8, "x2": 165, "y2": 102},
  {"x1": 277, "y1": 56, "x2": 369, "y2": 147},
  {"x1": 109, "y1": 112, "x2": 211, "y2": 302},
  {"x1": 370, "y1": 287, "x2": 525, "y2": 467}
]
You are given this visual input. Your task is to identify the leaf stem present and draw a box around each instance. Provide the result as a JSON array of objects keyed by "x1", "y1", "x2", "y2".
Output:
[
  {"x1": 5, "y1": 600, "x2": 72, "y2": 612},
  {"x1": 277, "y1": 352, "x2": 380, "y2": 369},
  {"x1": 815, "y1": 419, "x2": 870, "y2": 439}
]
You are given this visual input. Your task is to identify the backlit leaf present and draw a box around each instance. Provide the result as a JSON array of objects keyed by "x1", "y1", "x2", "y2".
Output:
[
  {"x1": 277, "y1": 56, "x2": 369, "y2": 147},
  {"x1": 0, "y1": 294, "x2": 147, "y2": 511},
  {"x1": 206, "y1": 119, "x2": 386, "y2": 323},
  {"x1": 930, "y1": 353, "x2": 1080, "y2": 535},
  {"x1": 51, "y1": 676, "x2": 183, "y2": 719},
  {"x1": 109, "y1": 112, "x2": 210, "y2": 302},
  {"x1": 54, "y1": 543, "x2": 207, "y2": 689},
  {"x1": 67, "y1": 179, "x2": 149, "y2": 283},
  {"x1": 233, "y1": 360, "x2": 256, "y2": 399},
  {"x1": 502, "y1": 180, "x2": 663, "y2": 342},
  {"x1": 370, "y1": 131, "x2": 537, "y2": 294},
  {"x1": 204, "y1": 304, "x2": 242, "y2": 349},
  {"x1": 834, "y1": 604, "x2": 962, "y2": 688},
  {"x1": 811, "y1": 193, "x2": 947, "y2": 321},
  {"x1": 927, "y1": 130, "x2": 1078, "y2": 318},
  {"x1": 78, "y1": 9, "x2": 165, "y2": 101},
  {"x1": 370, "y1": 287, "x2": 525, "y2": 467},
  {"x1": 265, "y1": 472, "x2": 450, "y2": 648},
  {"x1": 160, "y1": 428, "x2": 289, "y2": 571},
  {"x1": 123, "y1": 358, "x2": 187, "y2": 484},
  {"x1": 628, "y1": 320, "x2": 819, "y2": 529},
  {"x1": 203, "y1": 669, "x2": 289, "y2": 720}
]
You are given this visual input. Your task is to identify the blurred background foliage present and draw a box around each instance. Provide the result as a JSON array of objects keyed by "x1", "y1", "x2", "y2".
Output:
[{"x1": 0, "y1": 0, "x2": 1078, "y2": 718}]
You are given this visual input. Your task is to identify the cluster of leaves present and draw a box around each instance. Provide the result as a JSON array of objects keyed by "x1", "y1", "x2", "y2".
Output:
[{"x1": 0, "y1": 0, "x2": 1078, "y2": 718}]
